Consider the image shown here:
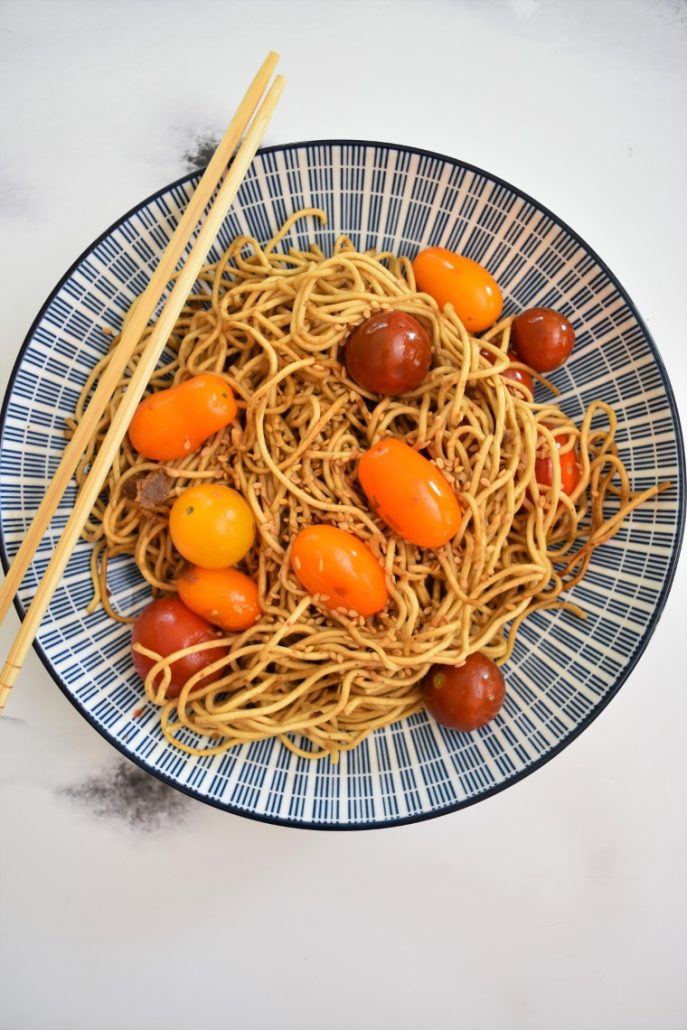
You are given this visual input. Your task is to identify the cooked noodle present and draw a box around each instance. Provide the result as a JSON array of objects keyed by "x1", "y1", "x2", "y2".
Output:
[{"x1": 69, "y1": 209, "x2": 667, "y2": 761}]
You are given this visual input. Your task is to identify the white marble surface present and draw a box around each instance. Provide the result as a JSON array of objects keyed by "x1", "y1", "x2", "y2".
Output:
[{"x1": 1, "y1": 2, "x2": 686, "y2": 1029}]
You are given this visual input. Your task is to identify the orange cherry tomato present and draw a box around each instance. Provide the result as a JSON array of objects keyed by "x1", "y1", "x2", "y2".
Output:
[
  {"x1": 535, "y1": 431, "x2": 581, "y2": 495},
  {"x1": 177, "y1": 566, "x2": 261, "y2": 632},
  {"x1": 131, "y1": 596, "x2": 228, "y2": 699},
  {"x1": 169, "y1": 484, "x2": 255, "y2": 568},
  {"x1": 129, "y1": 373, "x2": 237, "y2": 461},
  {"x1": 291, "y1": 525, "x2": 388, "y2": 617},
  {"x1": 358, "y1": 438, "x2": 461, "y2": 548},
  {"x1": 413, "y1": 247, "x2": 502, "y2": 333}
]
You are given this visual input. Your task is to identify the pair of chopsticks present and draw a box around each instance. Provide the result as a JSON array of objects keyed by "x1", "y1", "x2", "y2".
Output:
[{"x1": 0, "y1": 53, "x2": 285, "y2": 712}]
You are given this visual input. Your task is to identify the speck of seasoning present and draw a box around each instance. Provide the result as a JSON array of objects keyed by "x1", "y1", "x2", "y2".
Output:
[{"x1": 185, "y1": 506, "x2": 194, "y2": 515}]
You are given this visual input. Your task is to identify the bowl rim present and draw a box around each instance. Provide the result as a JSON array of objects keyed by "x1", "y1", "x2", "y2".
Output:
[{"x1": 1, "y1": 138, "x2": 685, "y2": 830}]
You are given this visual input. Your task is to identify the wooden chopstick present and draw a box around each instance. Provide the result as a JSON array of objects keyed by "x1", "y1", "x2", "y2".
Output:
[
  {"x1": 0, "y1": 66, "x2": 285, "y2": 711},
  {"x1": 0, "y1": 51, "x2": 279, "y2": 630}
]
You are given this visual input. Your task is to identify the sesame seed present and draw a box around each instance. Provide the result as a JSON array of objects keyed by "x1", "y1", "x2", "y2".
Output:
[{"x1": 293, "y1": 556, "x2": 302, "y2": 571}]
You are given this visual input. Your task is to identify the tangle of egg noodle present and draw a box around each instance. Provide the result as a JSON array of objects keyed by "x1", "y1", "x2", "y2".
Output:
[{"x1": 68, "y1": 209, "x2": 666, "y2": 761}]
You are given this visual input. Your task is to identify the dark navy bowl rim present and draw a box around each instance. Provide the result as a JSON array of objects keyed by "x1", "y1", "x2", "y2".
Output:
[{"x1": 1, "y1": 139, "x2": 684, "y2": 831}]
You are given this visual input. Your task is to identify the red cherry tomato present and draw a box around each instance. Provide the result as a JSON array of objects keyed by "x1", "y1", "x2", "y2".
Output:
[
  {"x1": 345, "y1": 310, "x2": 431, "y2": 395},
  {"x1": 131, "y1": 596, "x2": 228, "y2": 698},
  {"x1": 535, "y1": 432, "x2": 581, "y2": 495},
  {"x1": 358, "y1": 438, "x2": 461, "y2": 548},
  {"x1": 511, "y1": 308, "x2": 575, "y2": 372},
  {"x1": 413, "y1": 247, "x2": 502, "y2": 333},
  {"x1": 129, "y1": 374, "x2": 237, "y2": 461},
  {"x1": 481, "y1": 348, "x2": 534, "y2": 397},
  {"x1": 291, "y1": 525, "x2": 388, "y2": 617},
  {"x1": 422, "y1": 653, "x2": 505, "y2": 731}
]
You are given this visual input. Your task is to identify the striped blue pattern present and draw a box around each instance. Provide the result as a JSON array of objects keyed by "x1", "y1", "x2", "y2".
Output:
[{"x1": 0, "y1": 142, "x2": 683, "y2": 829}]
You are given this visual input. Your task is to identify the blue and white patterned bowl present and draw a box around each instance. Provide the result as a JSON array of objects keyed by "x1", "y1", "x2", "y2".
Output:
[{"x1": 1, "y1": 142, "x2": 684, "y2": 828}]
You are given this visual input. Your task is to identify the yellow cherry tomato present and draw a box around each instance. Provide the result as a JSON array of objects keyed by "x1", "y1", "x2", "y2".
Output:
[
  {"x1": 413, "y1": 247, "x2": 502, "y2": 333},
  {"x1": 169, "y1": 484, "x2": 255, "y2": 568},
  {"x1": 291, "y1": 525, "x2": 388, "y2": 617},
  {"x1": 177, "y1": 566, "x2": 261, "y2": 632}
]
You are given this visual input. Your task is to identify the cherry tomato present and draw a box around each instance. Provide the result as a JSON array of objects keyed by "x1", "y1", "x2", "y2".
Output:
[
  {"x1": 169, "y1": 484, "x2": 255, "y2": 568},
  {"x1": 481, "y1": 348, "x2": 535, "y2": 396},
  {"x1": 413, "y1": 247, "x2": 502, "y2": 333},
  {"x1": 345, "y1": 310, "x2": 431, "y2": 395},
  {"x1": 129, "y1": 373, "x2": 237, "y2": 461},
  {"x1": 131, "y1": 596, "x2": 228, "y2": 698},
  {"x1": 422, "y1": 653, "x2": 505, "y2": 731},
  {"x1": 291, "y1": 524, "x2": 388, "y2": 617},
  {"x1": 358, "y1": 438, "x2": 461, "y2": 548},
  {"x1": 535, "y1": 432, "x2": 581, "y2": 495},
  {"x1": 510, "y1": 308, "x2": 575, "y2": 372},
  {"x1": 177, "y1": 566, "x2": 261, "y2": 632}
]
